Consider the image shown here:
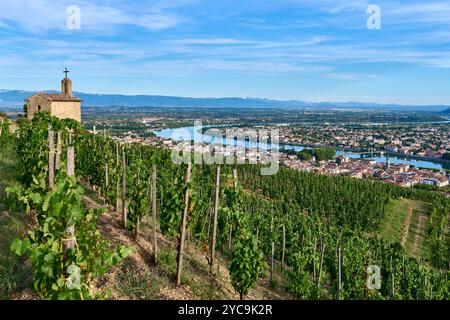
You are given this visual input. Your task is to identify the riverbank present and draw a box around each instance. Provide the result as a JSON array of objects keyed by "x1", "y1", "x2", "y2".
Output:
[{"x1": 155, "y1": 126, "x2": 449, "y2": 171}]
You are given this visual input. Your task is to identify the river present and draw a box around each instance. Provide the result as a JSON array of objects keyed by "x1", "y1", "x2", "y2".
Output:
[{"x1": 155, "y1": 126, "x2": 449, "y2": 171}]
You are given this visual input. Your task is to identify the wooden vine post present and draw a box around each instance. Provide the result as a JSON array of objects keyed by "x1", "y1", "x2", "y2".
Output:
[
  {"x1": 270, "y1": 242, "x2": 275, "y2": 284},
  {"x1": 48, "y1": 127, "x2": 55, "y2": 189},
  {"x1": 390, "y1": 255, "x2": 395, "y2": 297},
  {"x1": 210, "y1": 165, "x2": 221, "y2": 274},
  {"x1": 313, "y1": 238, "x2": 317, "y2": 281},
  {"x1": 176, "y1": 162, "x2": 192, "y2": 285},
  {"x1": 115, "y1": 142, "x2": 120, "y2": 212},
  {"x1": 281, "y1": 224, "x2": 286, "y2": 272},
  {"x1": 338, "y1": 245, "x2": 342, "y2": 300},
  {"x1": 318, "y1": 242, "x2": 325, "y2": 288},
  {"x1": 67, "y1": 147, "x2": 75, "y2": 177},
  {"x1": 122, "y1": 147, "x2": 127, "y2": 228},
  {"x1": 269, "y1": 216, "x2": 274, "y2": 284},
  {"x1": 228, "y1": 168, "x2": 238, "y2": 252},
  {"x1": 64, "y1": 146, "x2": 76, "y2": 254},
  {"x1": 104, "y1": 132, "x2": 109, "y2": 198},
  {"x1": 55, "y1": 131, "x2": 62, "y2": 170},
  {"x1": 152, "y1": 165, "x2": 158, "y2": 262}
]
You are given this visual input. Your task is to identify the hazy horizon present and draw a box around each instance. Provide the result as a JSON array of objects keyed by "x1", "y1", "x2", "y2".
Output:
[{"x1": 0, "y1": 1, "x2": 450, "y2": 105}]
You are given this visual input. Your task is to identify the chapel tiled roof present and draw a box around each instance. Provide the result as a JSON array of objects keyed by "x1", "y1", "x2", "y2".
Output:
[{"x1": 26, "y1": 93, "x2": 82, "y2": 102}]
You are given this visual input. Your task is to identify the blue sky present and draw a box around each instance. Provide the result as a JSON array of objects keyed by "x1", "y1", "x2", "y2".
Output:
[{"x1": 0, "y1": 0, "x2": 449, "y2": 104}]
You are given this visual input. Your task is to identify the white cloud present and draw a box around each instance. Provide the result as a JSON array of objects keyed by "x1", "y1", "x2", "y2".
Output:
[
  {"x1": 324, "y1": 73, "x2": 377, "y2": 80},
  {"x1": 0, "y1": 0, "x2": 184, "y2": 32}
]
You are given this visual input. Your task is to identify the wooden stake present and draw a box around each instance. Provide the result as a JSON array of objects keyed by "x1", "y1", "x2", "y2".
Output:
[
  {"x1": 281, "y1": 224, "x2": 286, "y2": 272},
  {"x1": 64, "y1": 147, "x2": 76, "y2": 255},
  {"x1": 122, "y1": 147, "x2": 127, "y2": 228},
  {"x1": 55, "y1": 131, "x2": 62, "y2": 171},
  {"x1": 390, "y1": 255, "x2": 394, "y2": 298},
  {"x1": 269, "y1": 215, "x2": 274, "y2": 283},
  {"x1": 318, "y1": 242, "x2": 325, "y2": 288},
  {"x1": 313, "y1": 238, "x2": 317, "y2": 281},
  {"x1": 115, "y1": 142, "x2": 120, "y2": 212},
  {"x1": 67, "y1": 147, "x2": 75, "y2": 177},
  {"x1": 48, "y1": 127, "x2": 55, "y2": 189},
  {"x1": 233, "y1": 168, "x2": 238, "y2": 189},
  {"x1": 391, "y1": 273, "x2": 395, "y2": 298},
  {"x1": 270, "y1": 242, "x2": 275, "y2": 284},
  {"x1": 228, "y1": 225, "x2": 233, "y2": 253},
  {"x1": 228, "y1": 167, "x2": 238, "y2": 253},
  {"x1": 207, "y1": 204, "x2": 213, "y2": 239},
  {"x1": 152, "y1": 165, "x2": 158, "y2": 262},
  {"x1": 338, "y1": 245, "x2": 342, "y2": 300},
  {"x1": 211, "y1": 166, "x2": 221, "y2": 274},
  {"x1": 105, "y1": 163, "x2": 109, "y2": 195},
  {"x1": 176, "y1": 162, "x2": 192, "y2": 286}
]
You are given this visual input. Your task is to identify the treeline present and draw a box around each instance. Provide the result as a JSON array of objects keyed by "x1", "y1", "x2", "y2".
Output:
[{"x1": 285, "y1": 147, "x2": 336, "y2": 161}]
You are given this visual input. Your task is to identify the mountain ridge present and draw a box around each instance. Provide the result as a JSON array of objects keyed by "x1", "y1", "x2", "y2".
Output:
[{"x1": 0, "y1": 89, "x2": 448, "y2": 111}]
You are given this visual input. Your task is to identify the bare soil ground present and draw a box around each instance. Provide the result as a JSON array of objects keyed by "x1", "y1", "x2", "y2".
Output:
[{"x1": 84, "y1": 193, "x2": 294, "y2": 300}]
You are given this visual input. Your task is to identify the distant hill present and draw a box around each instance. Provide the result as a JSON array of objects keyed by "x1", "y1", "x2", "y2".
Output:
[
  {"x1": 441, "y1": 108, "x2": 450, "y2": 114},
  {"x1": 0, "y1": 89, "x2": 448, "y2": 111}
]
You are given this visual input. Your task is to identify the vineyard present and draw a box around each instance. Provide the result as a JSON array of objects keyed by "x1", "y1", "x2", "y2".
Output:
[{"x1": 0, "y1": 113, "x2": 449, "y2": 300}]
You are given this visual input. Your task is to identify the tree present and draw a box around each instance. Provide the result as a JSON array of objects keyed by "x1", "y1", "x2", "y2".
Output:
[{"x1": 298, "y1": 150, "x2": 313, "y2": 161}]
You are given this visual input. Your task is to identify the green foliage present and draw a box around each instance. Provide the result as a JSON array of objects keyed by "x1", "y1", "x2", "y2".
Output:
[
  {"x1": 160, "y1": 173, "x2": 187, "y2": 237},
  {"x1": 227, "y1": 182, "x2": 264, "y2": 299},
  {"x1": 291, "y1": 252, "x2": 314, "y2": 299},
  {"x1": 229, "y1": 232, "x2": 264, "y2": 299},
  {"x1": 10, "y1": 110, "x2": 447, "y2": 300},
  {"x1": 8, "y1": 173, "x2": 133, "y2": 299},
  {"x1": 0, "y1": 118, "x2": 11, "y2": 151},
  {"x1": 427, "y1": 200, "x2": 450, "y2": 269},
  {"x1": 298, "y1": 150, "x2": 313, "y2": 161},
  {"x1": 288, "y1": 148, "x2": 336, "y2": 161},
  {"x1": 14, "y1": 112, "x2": 81, "y2": 188},
  {"x1": 441, "y1": 152, "x2": 450, "y2": 160},
  {"x1": 7, "y1": 113, "x2": 131, "y2": 300}
]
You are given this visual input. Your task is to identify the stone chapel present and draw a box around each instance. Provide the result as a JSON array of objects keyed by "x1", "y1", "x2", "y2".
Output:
[{"x1": 26, "y1": 69, "x2": 82, "y2": 123}]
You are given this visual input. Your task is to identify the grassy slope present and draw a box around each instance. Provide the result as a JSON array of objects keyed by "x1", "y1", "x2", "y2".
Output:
[
  {"x1": 380, "y1": 198, "x2": 432, "y2": 260},
  {"x1": 0, "y1": 148, "x2": 33, "y2": 299}
]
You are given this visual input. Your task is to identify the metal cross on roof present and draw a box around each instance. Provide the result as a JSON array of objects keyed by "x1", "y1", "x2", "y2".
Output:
[{"x1": 63, "y1": 68, "x2": 70, "y2": 78}]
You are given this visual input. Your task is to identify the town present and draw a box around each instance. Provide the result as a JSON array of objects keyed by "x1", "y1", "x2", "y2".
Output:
[
  {"x1": 103, "y1": 125, "x2": 450, "y2": 193},
  {"x1": 274, "y1": 123, "x2": 450, "y2": 161}
]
